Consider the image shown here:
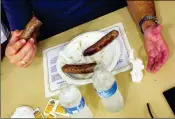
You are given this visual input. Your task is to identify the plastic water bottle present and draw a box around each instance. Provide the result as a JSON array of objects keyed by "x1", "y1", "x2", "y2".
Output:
[
  {"x1": 59, "y1": 83, "x2": 93, "y2": 118},
  {"x1": 92, "y1": 64, "x2": 124, "y2": 112}
]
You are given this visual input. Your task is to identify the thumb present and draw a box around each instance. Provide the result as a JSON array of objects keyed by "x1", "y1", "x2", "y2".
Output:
[{"x1": 153, "y1": 25, "x2": 162, "y2": 34}]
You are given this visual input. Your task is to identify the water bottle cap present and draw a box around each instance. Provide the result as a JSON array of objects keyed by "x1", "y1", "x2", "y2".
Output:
[{"x1": 94, "y1": 62, "x2": 107, "y2": 72}]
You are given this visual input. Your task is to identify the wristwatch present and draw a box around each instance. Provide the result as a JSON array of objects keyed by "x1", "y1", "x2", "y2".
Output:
[{"x1": 139, "y1": 15, "x2": 159, "y2": 34}]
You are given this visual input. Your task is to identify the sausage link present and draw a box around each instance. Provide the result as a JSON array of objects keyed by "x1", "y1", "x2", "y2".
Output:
[
  {"x1": 62, "y1": 63, "x2": 97, "y2": 74},
  {"x1": 20, "y1": 17, "x2": 42, "y2": 40},
  {"x1": 83, "y1": 30, "x2": 119, "y2": 56}
]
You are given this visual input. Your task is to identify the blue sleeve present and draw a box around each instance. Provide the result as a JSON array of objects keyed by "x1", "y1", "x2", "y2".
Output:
[{"x1": 2, "y1": 0, "x2": 32, "y2": 31}]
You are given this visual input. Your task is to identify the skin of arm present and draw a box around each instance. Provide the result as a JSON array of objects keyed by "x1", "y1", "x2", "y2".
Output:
[
  {"x1": 126, "y1": 0, "x2": 169, "y2": 73},
  {"x1": 127, "y1": 0, "x2": 156, "y2": 31}
]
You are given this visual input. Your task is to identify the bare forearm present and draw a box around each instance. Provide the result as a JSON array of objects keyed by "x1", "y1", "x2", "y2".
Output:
[{"x1": 127, "y1": 0, "x2": 156, "y2": 31}]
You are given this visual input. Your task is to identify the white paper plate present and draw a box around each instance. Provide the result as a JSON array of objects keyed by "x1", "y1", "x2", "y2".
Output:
[{"x1": 57, "y1": 31, "x2": 120, "y2": 85}]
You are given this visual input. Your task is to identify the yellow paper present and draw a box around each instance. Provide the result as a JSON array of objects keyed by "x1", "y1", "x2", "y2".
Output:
[
  {"x1": 55, "y1": 105, "x2": 66, "y2": 114},
  {"x1": 33, "y1": 108, "x2": 44, "y2": 118},
  {"x1": 44, "y1": 99, "x2": 56, "y2": 115}
]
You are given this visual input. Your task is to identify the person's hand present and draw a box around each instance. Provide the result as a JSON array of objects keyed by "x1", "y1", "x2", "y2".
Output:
[
  {"x1": 143, "y1": 24, "x2": 169, "y2": 73},
  {"x1": 5, "y1": 30, "x2": 37, "y2": 68}
]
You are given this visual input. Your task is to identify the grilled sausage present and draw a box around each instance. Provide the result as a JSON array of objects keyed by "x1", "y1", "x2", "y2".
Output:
[
  {"x1": 83, "y1": 30, "x2": 119, "y2": 56},
  {"x1": 20, "y1": 17, "x2": 42, "y2": 40},
  {"x1": 62, "y1": 63, "x2": 97, "y2": 74}
]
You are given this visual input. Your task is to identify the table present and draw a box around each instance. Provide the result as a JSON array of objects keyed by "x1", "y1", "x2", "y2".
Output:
[{"x1": 1, "y1": 1, "x2": 175, "y2": 118}]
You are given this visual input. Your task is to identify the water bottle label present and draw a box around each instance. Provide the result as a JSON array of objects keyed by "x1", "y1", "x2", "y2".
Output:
[
  {"x1": 96, "y1": 82, "x2": 117, "y2": 98},
  {"x1": 64, "y1": 97, "x2": 85, "y2": 114}
]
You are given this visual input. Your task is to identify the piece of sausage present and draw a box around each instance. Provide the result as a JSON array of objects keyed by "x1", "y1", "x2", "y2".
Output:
[
  {"x1": 83, "y1": 30, "x2": 119, "y2": 56},
  {"x1": 20, "y1": 17, "x2": 42, "y2": 40},
  {"x1": 62, "y1": 63, "x2": 97, "y2": 74}
]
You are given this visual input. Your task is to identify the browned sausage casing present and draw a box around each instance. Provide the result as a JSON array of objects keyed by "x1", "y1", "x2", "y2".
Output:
[
  {"x1": 62, "y1": 63, "x2": 97, "y2": 74},
  {"x1": 83, "y1": 30, "x2": 119, "y2": 56},
  {"x1": 20, "y1": 17, "x2": 42, "y2": 40}
]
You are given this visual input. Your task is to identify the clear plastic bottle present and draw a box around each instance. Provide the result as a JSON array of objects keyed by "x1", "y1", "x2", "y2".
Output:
[
  {"x1": 92, "y1": 64, "x2": 124, "y2": 112},
  {"x1": 59, "y1": 83, "x2": 93, "y2": 118}
]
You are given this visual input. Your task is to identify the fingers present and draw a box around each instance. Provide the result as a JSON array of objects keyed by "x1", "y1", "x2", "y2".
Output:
[
  {"x1": 6, "y1": 38, "x2": 36, "y2": 68},
  {"x1": 15, "y1": 61, "x2": 25, "y2": 67},
  {"x1": 151, "y1": 50, "x2": 168, "y2": 73},
  {"x1": 14, "y1": 38, "x2": 34, "y2": 61},
  {"x1": 22, "y1": 45, "x2": 37, "y2": 68},
  {"x1": 147, "y1": 57, "x2": 154, "y2": 72},
  {"x1": 11, "y1": 45, "x2": 36, "y2": 68},
  {"x1": 22, "y1": 60, "x2": 33, "y2": 68},
  {"x1": 147, "y1": 50, "x2": 168, "y2": 73},
  {"x1": 162, "y1": 49, "x2": 169, "y2": 64},
  {"x1": 21, "y1": 46, "x2": 35, "y2": 63},
  {"x1": 6, "y1": 39, "x2": 26, "y2": 56},
  {"x1": 152, "y1": 53, "x2": 162, "y2": 73},
  {"x1": 22, "y1": 56, "x2": 34, "y2": 68},
  {"x1": 6, "y1": 30, "x2": 37, "y2": 68},
  {"x1": 9, "y1": 30, "x2": 23, "y2": 45}
]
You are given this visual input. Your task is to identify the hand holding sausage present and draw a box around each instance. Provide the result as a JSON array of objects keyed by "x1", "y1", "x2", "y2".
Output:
[
  {"x1": 5, "y1": 30, "x2": 37, "y2": 68},
  {"x1": 5, "y1": 17, "x2": 41, "y2": 67}
]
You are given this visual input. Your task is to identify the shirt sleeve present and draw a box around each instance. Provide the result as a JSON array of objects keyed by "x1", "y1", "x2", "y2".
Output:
[
  {"x1": 1, "y1": 22, "x2": 9, "y2": 44},
  {"x1": 2, "y1": 0, "x2": 33, "y2": 31}
]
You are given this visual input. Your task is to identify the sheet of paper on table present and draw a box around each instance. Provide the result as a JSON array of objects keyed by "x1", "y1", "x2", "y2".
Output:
[{"x1": 43, "y1": 23, "x2": 132, "y2": 98}]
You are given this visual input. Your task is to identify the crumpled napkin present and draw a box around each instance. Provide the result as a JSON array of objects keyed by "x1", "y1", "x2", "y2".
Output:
[
  {"x1": 11, "y1": 106, "x2": 34, "y2": 118},
  {"x1": 129, "y1": 49, "x2": 144, "y2": 83}
]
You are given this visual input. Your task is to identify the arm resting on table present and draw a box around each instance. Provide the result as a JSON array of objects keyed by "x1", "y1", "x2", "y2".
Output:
[{"x1": 127, "y1": 0, "x2": 156, "y2": 32}]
